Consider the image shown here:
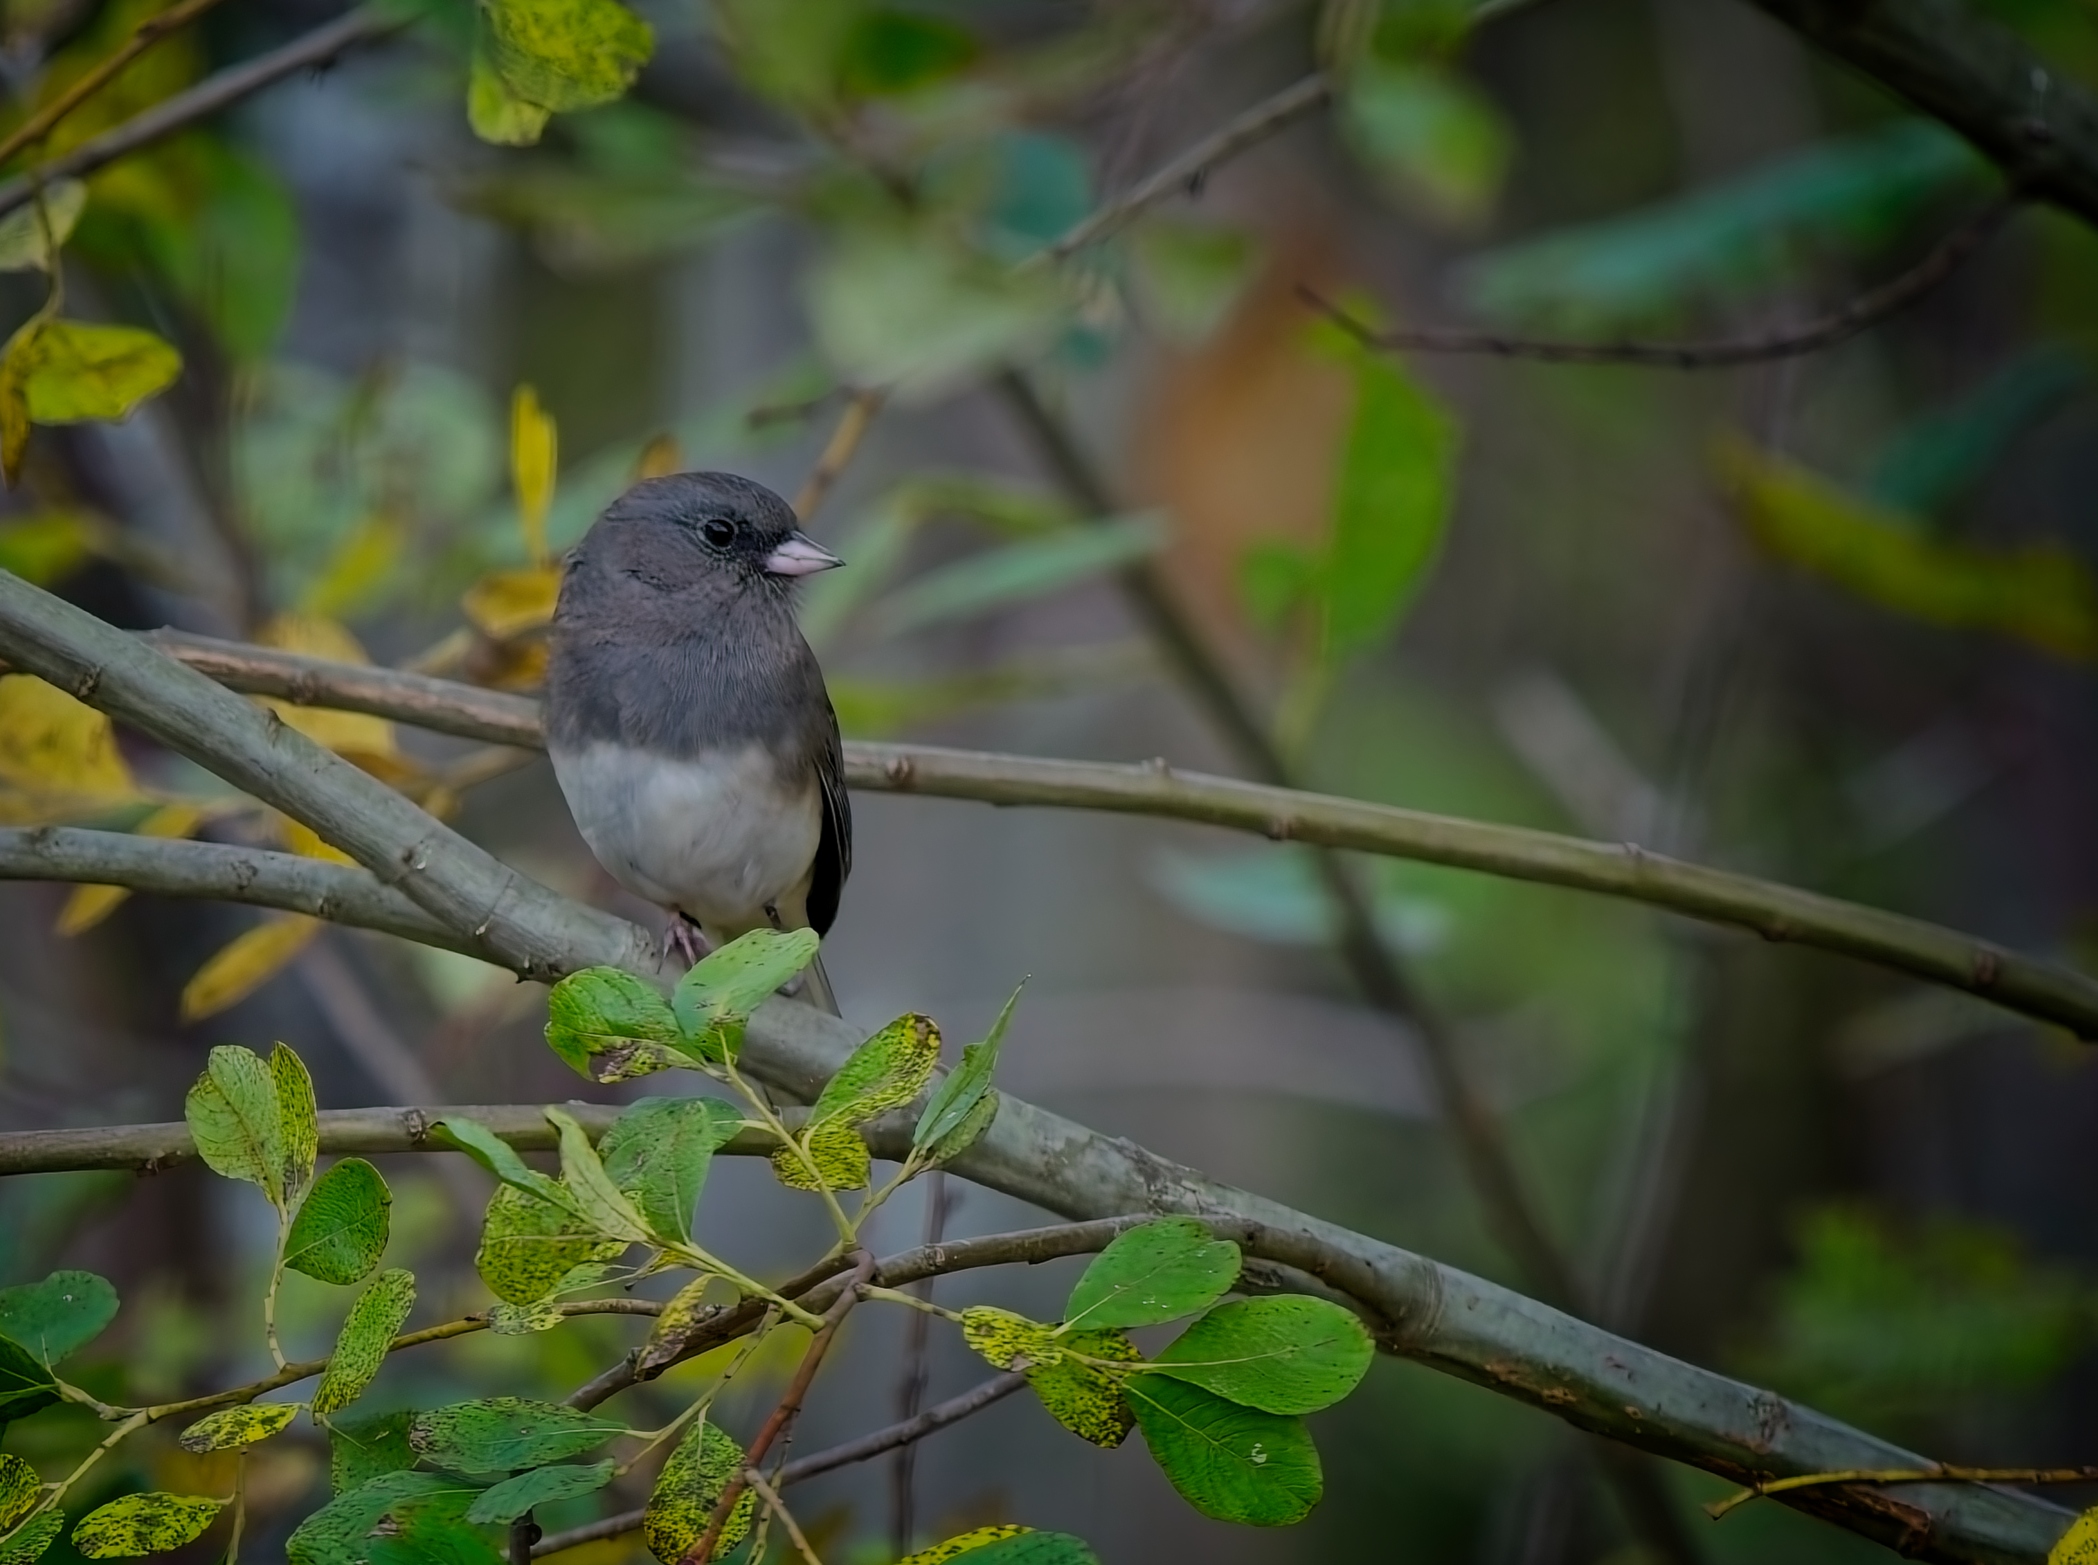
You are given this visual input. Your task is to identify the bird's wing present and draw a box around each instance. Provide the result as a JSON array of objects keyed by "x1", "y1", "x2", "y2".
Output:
[{"x1": 806, "y1": 699, "x2": 851, "y2": 936}]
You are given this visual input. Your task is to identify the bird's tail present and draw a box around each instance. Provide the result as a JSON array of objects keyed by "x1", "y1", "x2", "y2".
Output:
[{"x1": 799, "y1": 948, "x2": 842, "y2": 1017}]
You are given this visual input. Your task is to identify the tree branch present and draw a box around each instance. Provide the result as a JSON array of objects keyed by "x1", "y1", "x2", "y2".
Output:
[
  {"x1": 0, "y1": 572, "x2": 2074, "y2": 1560},
  {"x1": 0, "y1": 7, "x2": 406, "y2": 221},
  {"x1": 20, "y1": 632, "x2": 2098, "y2": 1037},
  {"x1": 1300, "y1": 196, "x2": 2018, "y2": 368}
]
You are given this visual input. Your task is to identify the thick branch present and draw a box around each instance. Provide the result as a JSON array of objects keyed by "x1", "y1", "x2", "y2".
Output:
[
  {"x1": 1745, "y1": 0, "x2": 2098, "y2": 229},
  {"x1": 0, "y1": 7, "x2": 405, "y2": 220},
  {"x1": 37, "y1": 631, "x2": 2098, "y2": 1038}
]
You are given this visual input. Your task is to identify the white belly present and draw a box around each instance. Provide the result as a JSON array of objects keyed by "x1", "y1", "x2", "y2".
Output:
[{"x1": 549, "y1": 741, "x2": 821, "y2": 932}]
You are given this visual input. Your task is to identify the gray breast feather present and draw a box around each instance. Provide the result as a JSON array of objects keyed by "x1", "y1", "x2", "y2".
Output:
[{"x1": 549, "y1": 740, "x2": 822, "y2": 932}]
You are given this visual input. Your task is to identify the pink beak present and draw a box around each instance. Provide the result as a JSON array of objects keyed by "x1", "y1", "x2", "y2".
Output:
[{"x1": 763, "y1": 531, "x2": 844, "y2": 577}]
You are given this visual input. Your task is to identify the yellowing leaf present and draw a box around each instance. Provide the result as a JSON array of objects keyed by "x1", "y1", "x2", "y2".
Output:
[
  {"x1": 178, "y1": 1402, "x2": 299, "y2": 1453},
  {"x1": 895, "y1": 1527, "x2": 1033, "y2": 1565},
  {"x1": 0, "y1": 509, "x2": 106, "y2": 583},
  {"x1": 2051, "y1": 1507, "x2": 2098, "y2": 1565},
  {"x1": 254, "y1": 614, "x2": 402, "y2": 768},
  {"x1": 1721, "y1": 436, "x2": 2098, "y2": 660},
  {"x1": 0, "y1": 319, "x2": 37, "y2": 482},
  {"x1": 0, "y1": 181, "x2": 88, "y2": 272},
  {"x1": 57, "y1": 800, "x2": 206, "y2": 935},
  {"x1": 469, "y1": 48, "x2": 551, "y2": 145},
  {"x1": 301, "y1": 512, "x2": 405, "y2": 619},
  {"x1": 510, "y1": 384, "x2": 557, "y2": 564},
  {"x1": 634, "y1": 433, "x2": 681, "y2": 480},
  {"x1": 461, "y1": 564, "x2": 562, "y2": 640},
  {"x1": 71, "y1": 1493, "x2": 223, "y2": 1558},
  {"x1": 180, "y1": 915, "x2": 321, "y2": 1022},
  {"x1": 484, "y1": 0, "x2": 653, "y2": 115},
  {"x1": 279, "y1": 814, "x2": 358, "y2": 867},
  {"x1": 20, "y1": 320, "x2": 180, "y2": 425},
  {"x1": 0, "y1": 673, "x2": 137, "y2": 821}
]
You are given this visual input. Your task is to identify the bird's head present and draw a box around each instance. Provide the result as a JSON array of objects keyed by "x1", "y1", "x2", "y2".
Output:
[{"x1": 578, "y1": 471, "x2": 843, "y2": 596}]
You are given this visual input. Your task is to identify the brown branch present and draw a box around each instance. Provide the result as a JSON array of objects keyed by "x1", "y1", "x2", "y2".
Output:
[
  {"x1": 1303, "y1": 197, "x2": 2018, "y2": 369},
  {"x1": 0, "y1": 7, "x2": 406, "y2": 221},
  {"x1": 680, "y1": 1252, "x2": 875, "y2": 1565},
  {"x1": 0, "y1": 0, "x2": 229, "y2": 170}
]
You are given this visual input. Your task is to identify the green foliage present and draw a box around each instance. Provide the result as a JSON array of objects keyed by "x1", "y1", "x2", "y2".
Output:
[
  {"x1": 285, "y1": 1159, "x2": 392, "y2": 1285},
  {"x1": 0, "y1": 1507, "x2": 63, "y2": 1565},
  {"x1": 771, "y1": 1012, "x2": 941, "y2": 1190},
  {"x1": 13, "y1": 321, "x2": 182, "y2": 425},
  {"x1": 1024, "y1": 1329, "x2": 1140, "y2": 1448},
  {"x1": 313, "y1": 1268, "x2": 417, "y2": 1415},
  {"x1": 464, "y1": 1459, "x2": 617, "y2": 1524},
  {"x1": 409, "y1": 1398, "x2": 625, "y2": 1474},
  {"x1": 0, "y1": 1458, "x2": 35, "y2": 1535},
  {"x1": 433, "y1": 1117, "x2": 573, "y2": 1215},
  {"x1": 1722, "y1": 436, "x2": 2098, "y2": 659},
  {"x1": 1147, "y1": 1296, "x2": 1374, "y2": 1414},
  {"x1": 475, "y1": 1184, "x2": 622, "y2": 1305},
  {"x1": 0, "y1": 182, "x2": 87, "y2": 273},
  {"x1": 545, "y1": 1106, "x2": 653, "y2": 1242},
  {"x1": 480, "y1": 0, "x2": 653, "y2": 121},
  {"x1": 897, "y1": 1527, "x2": 1098, "y2": 1564},
  {"x1": 642, "y1": 1418, "x2": 755, "y2": 1563},
  {"x1": 183, "y1": 1044, "x2": 289, "y2": 1206},
  {"x1": 0, "y1": 1335, "x2": 58, "y2": 1424},
  {"x1": 597, "y1": 1096, "x2": 744, "y2": 1245},
  {"x1": 881, "y1": 515, "x2": 1165, "y2": 634},
  {"x1": 669, "y1": 929, "x2": 821, "y2": 1061},
  {"x1": 70, "y1": 1493, "x2": 224, "y2": 1558},
  {"x1": 913, "y1": 981, "x2": 1022, "y2": 1164},
  {"x1": 328, "y1": 1410, "x2": 419, "y2": 1495},
  {"x1": 1464, "y1": 120, "x2": 1986, "y2": 329},
  {"x1": 1865, "y1": 346, "x2": 2089, "y2": 517},
  {"x1": 272, "y1": 1043, "x2": 320, "y2": 1198},
  {"x1": 1340, "y1": 58, "x2": 1511, "y2": 227},
  {"x1": 0, "y1": 1270, "x2": 118, "y2": 1364},
  {"x1": 1125, "y1": 222, "x2": 1260, "y2": 346},
  {"x1": 544, "y1": 966, "x2": 686, "y2": 1082},
  {"x1": 286, "y1": 1471, "x2": 480, "y2": 1565},
  {"x1": 178, "y1": 1401, "x2": 300, "y2": 1452},
  {"x1": 1738, "y1": 1205, "x2": 2088, "y2": 1430},
  {"x1": 1064, "y1": 1219, "x2": 1239, "y2": 1331},
  {"x1": 1126, "y1": 1375, "x2": 1322, "y2": 1526}
]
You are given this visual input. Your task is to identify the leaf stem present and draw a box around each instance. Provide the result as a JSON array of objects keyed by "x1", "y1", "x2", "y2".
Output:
[
  {"x1": 1707, "y1": 1464, "x2": 2098, "y2": 1520},
  {"x1": 858, "y1": 1285, "x2": 961, "y2": 1321},
  {"x1": 262, "y1": 1210, "x2": 290, "y2": 1370},
  {"x1": 742, "y1": 1469, "x2": 824, "y2": 1565}
]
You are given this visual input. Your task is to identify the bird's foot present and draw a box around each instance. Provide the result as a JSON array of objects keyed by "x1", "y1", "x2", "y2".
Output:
[{"x1": 664, "y1": 915, "x2": 710, "y2": 970}]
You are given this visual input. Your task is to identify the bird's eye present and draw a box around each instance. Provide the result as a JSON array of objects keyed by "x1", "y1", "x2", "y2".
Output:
[{"x1": 699, "y1": 518, "x2": 737, "y2": 547}]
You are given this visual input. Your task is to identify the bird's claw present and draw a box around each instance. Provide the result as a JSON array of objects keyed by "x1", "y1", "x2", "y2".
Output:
[{"x1": 664, "y1": 915, "x2": 710, "y2": 970}]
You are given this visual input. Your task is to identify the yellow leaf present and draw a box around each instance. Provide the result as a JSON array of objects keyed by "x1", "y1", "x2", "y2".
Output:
[
  {"x1": 2052, "y1": 1507, "x2": 2098, "y2": 1565},
  {"x1": 511, "y1": 383, "x2": 557, "y2": 564},
  {"x1": 484, "y1": 0, "x2": 653, "y2": 115},
  {"x1": 301, "y1": 512, "x2": 405, "y2": 619},
  {"x1": 469, "y1": 48, "x2": 550, "y2": 146},
  {"x1": 461, "y1": 563, "x2": 562, "y2": 640},
  {"x1": 254, "y1": 614, "x2": 401, "y2": 768},
  {"x1": 57, "y1": 800, "x2": 206, "y2": 936},
  {"x1": 0, "y1": 672, "x2": 135, "y2": 803},
  {"x1": 21, "y1": 319, "x2": 181, "y2": 424},
  {"x1": 1720, "y1": 436, "x2": 2098, "y2": 661},
  {"x1": 0, "y1": 509, "x2": 107, "y2": 583},
  {"x1": 278, "y1": 814, "x2": 358, "y2": 867},
  {"x1": 180, "y1": 915, "x2": 321, "y2": 1022},
  {"x1": 634, "y1": 433, "x2": 681, "y2": 480},
  {"x1": 0, "y1": 316, "x2": 41, "y2": 483},
  {"x1": 895, "y1": 1527, "x2": 1033, "y2": 1565},
  {"x1": 0, "y1": 180, "x2": 88, "y2": 272}
]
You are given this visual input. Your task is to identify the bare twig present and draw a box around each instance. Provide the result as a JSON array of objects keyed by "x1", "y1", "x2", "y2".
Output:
[
  {"x1": 0, "y1": 7, "x2": 406, "y2": 221},
  {"x1": 1710, "y1": 1465, "x2": 2098, "y2": 1521},
  {"x1": 890, "y1": 1172, "x2": 951, "y2": 1553},
  {"x1": 742, "y1": 1471, "x2": 821, "y2": 1565},
  {"x1": 680, "y1": 1252, "x2": 875, "y2": 1565},
  {"x1": 793, "y1": 389, "x2": 886, "y2": 521},
  {"x1": 0, "y1": 0, "x2": 229, "y2": 169},
  {"x1": 1302, "y1": 197, "x2": 2018, "y2": 369}
]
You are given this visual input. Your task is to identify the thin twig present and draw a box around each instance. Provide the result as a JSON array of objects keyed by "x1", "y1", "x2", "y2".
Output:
[
  {"x1": 742, "y1": 1470, "x2": 821, "y2": 1565},
  {"x1": 0, "y1": 7, "x2": 406, "y2": 220},
  {"x1": 1709, "y1": 1465, "x2": 2098, "y2": 1520},
  {"x1": 890, "y1": 1173, "x2": 951, "y2": 1553},
  {"x1": 1303, "y1": 197, "x2": 2018, "y2": 369},
  {"x1": 792, "y1": 388, "x2": 886, "y2": 521},
  {"x1": 679, "y1": 1252, "x2": 875, "y2": 1565},
  {"x1": 0, "y1": 0, "x2": 229, "y2": 169}
]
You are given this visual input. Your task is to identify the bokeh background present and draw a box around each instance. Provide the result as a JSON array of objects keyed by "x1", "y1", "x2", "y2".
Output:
[{"x1": 3, "y1": 0, "x2": 2097, "y2": 1560}]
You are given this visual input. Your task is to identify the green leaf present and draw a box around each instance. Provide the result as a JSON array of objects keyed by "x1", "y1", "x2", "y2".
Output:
[
  {"x1": 314, "y1": 1267, "x2": 417, "y2": 1415},
  {"x1": 881, "y1": 516, "x2": 1165, "y2": 634},
  {"x1": 0, "y1": 1271, "x2": 118, "y2": 1364},
  {"x1": 913, "y1": 983, "x2": 1021, "y2": 1162},
  {"x1": 272, "y1": 1043, "x2": 319, "y2": 1199},
  {"x1": 483, "y1": 0, "x2": 652, "y2": 114},
  {"x1": 711, "y1": 0, "x2": 859, "y2": 111},
  {"x1": 0, "y1": 1335, "x2": 58, "y2": 1423},
  {"x1": 474, "y1": 1184, "x2": 623, "y2": 1306},
  {"x1": 464, "y1": 1460, "x2": 616, "y2": 1525},
  {"x1": 19, "y1": 321, "x2": 181, "y2": 425},
  {"x1": 1321, "y1": 352, "x2": 1457, "y2": 657},
  {"x1": 598, "y1": 1097, "x2": 744, "y2": 1245},
  {"x1": 328, "y1": 1409, "x2": 419, "y2": 1495},
  {"x1": 0, "y1": 181, "x2": 87, "y2": 272},
  {"x1": 1148, "y1": 1296, "x2": 1373, "y2": 1414},
  {"x1": 1064, "y1": 1219, "x2": 1239, "y2": 1330},
  {"x1": 642, "y1": 1418, "x2": 755, "y2": 1564},
  {"x1": 1340, "y1": 59, "x2": 1511, "y2": 228},
  {"x1": 467, "y1": 48, "x2": 550, "y2": 146},
  {"x1": 285, "y1": 1159, "x2": 392, "y2": 1285},
  {"x1": 1126, "y1": 1376, "x2": 1321, "y2": 1526},
  {"x1": 544, "y1": 1107, "x2": 652, "y2": 1244},
  {"x1": 838, "y1": 8, "x2": 976, "y2": 97},
  {"x1": 287, "y1": 1471, "x2": 461, "y2": 1565},
  {"x1": 896, "y1": 1528, "x2": 1099, "y2": 1565},
  {"x1": 1126, "y1": 222, "x2": 1260, "y2": 347},
  {"x1": 409, "y1": 1398, "x2": 625, "y2": 1474},
  {"x1": 545, "y1": 967, "x2": 686, "y2": 1083},
  {"x1": 184, "y1": 1044, "x2": 286, "y2": 1206},
  {"x1": 670, "y1": 929, "x2": 820, "y2": 1061},
  {"x1": 1865, "y1": 346, "x2": 2088, "y2": 518},
  {"x1": 0, "y1": 1507, "x2": 63, "y2": 1565},
  {"x1": 432, "y1": 1117, "x2": 575, "y2": 1215},
  {"x1": 772, "y1": 1013, "x2": 941, "y2": 1192},
  {"x1": 1720, "y1": 436, "x2": 2098, "y2": 660},
  {"x1": 178, "y1": 1401, "x2": 300, "y2": 1453},
  {"x1": 70, "y1": 1493, "x2": 224, "y2": 1558},
  {"x1": 0, "y1": 1454, "x2": 37, "y2": 1531},
  {"x1": 486, "y1": 1301, "x2": 564, "y2": 1334}
]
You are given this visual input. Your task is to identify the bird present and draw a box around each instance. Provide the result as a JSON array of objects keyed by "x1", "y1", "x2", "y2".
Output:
[{"x1": 543, "y1": 471, "x2": 850, "y2": 1014}]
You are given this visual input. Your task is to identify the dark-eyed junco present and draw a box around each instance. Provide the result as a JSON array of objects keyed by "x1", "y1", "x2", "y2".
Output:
[{"x1": 544, "y1": 471, "x2": 849, "y2": 1013}]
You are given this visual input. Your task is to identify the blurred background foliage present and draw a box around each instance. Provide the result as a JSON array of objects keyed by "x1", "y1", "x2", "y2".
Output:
[{"x1": 0, "y1": 0, "x2": 2095, "y2": 1558}]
